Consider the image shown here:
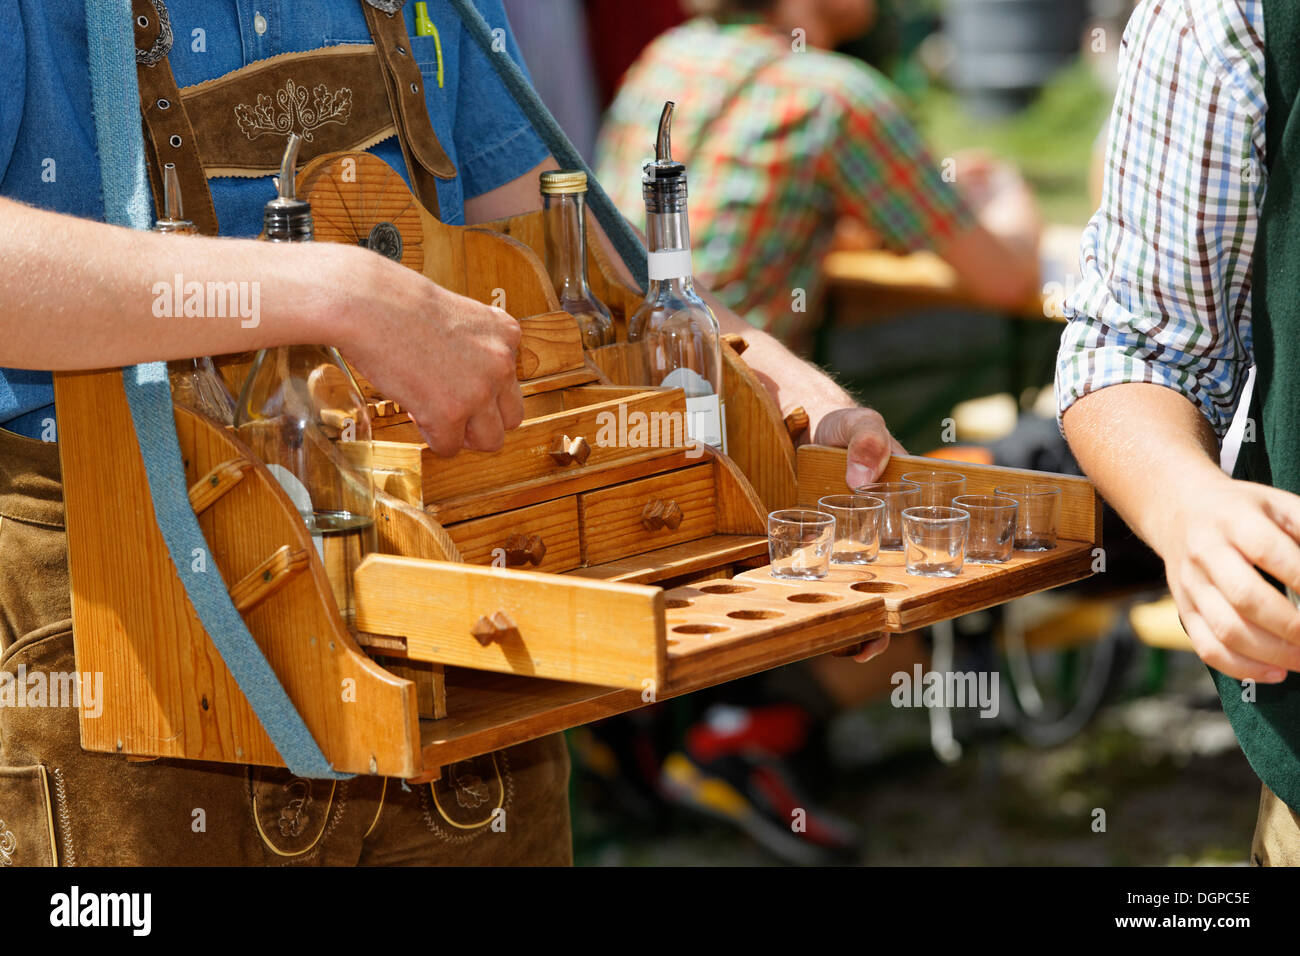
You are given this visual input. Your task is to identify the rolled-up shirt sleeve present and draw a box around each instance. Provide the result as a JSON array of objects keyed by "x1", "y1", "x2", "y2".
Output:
[
  {"x1": 452, "y1": 0, "x2": 549, "y2": 199},
  {"x1": 1056, "y1": 0, "x2": 1265, "y2": 439}
]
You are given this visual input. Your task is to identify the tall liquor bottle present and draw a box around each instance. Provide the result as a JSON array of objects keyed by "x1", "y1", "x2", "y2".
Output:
[
  {"x1": 539, "y1": 169, "x2": 614, "y2": 349},
  {"x1": 234, "y1": 135, "x2": 375, "y2": 627},
  {"x1": 156, "y1": 163, "x2": 236, "y2": 426},
  {"x1": 627, "y1": 102, "x2": 726, "y2": 452}
]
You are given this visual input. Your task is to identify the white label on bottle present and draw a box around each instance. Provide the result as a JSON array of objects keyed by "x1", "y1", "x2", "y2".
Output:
[
  {"x1": 660, "y1": 366, "x2": 712, "y2": 395},
  {"x1": 685, "y1": 394, "x2": 726, "y2": 453},
  {"x1": 647, "y1": 248, "x2": 693, "y2": 281}
]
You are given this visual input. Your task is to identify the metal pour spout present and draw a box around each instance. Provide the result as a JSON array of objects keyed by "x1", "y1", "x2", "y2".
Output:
[
  {"x1": 153, "y1": 162, "x2": 197, "y2": 235},
  {"x1": 162, "y1": 163, "x2": 183, "y2": 220},
  {"x1": 655, "y1": 102, "x2": 675, "y2": 163},
  {"x1": 278, "y1": 133, "x2": 303, "y2": 201},
  {"x1": 263, "y1": 133, "x2": 313, "y2": 242}
]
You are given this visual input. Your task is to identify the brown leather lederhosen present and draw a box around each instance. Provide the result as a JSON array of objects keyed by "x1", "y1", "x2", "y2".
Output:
[{"x1": 0, "y1": 0, "x2": 572, "y2": 866}]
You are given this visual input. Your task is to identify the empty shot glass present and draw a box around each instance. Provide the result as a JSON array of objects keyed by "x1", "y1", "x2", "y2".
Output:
[
  {"x1": 818, "y1": 494, "x2": 885, "y2": 564},
  {"x1": 952, "y1": 494, "x2": 1017, "y2": 564},
  {"x1": 994, "y1": 483, "x2": 1062, "y2": 551},
  {"x1": 854, "y1": 481, "x2": 920, "y2": 551},
  {"x1": 901, "y1": 470, "x2": 967, "y2": 507},
  {"x1": 768, "y1": 509, "x2": 836, "y2": 580},
  {"x1": 902, "y1": 506, "x2": 969, "y2": 577}
]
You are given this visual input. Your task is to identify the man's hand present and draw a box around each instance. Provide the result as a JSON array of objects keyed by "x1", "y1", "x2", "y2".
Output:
[
  {"x1": 1065, "y1": 383, "x2": 1300, "y2": 686},
  {"x1": 1154, "y1": 471, "x2": 1300, "y2": 684},
  {"x1": 831, "y1": 632, "x2": 892, "y2": 663},
  {"x1": 337, "y1": 249, "x2": 524, "y2": 458},
  {"x1": 813, "y1": 406, "x2": 906, "y2": 490}
]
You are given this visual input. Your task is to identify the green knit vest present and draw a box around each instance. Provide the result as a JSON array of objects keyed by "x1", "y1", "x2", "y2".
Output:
[{"x1": 1215, "y1": 0, "x2": 1300, "y2": 811}]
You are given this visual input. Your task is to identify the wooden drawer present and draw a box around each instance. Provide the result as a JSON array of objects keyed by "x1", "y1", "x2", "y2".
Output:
[
  {"x1": 423, "y1": 388, "x2": 690, "y2": 504},
  {"x1": 445, "y1": 497, "x2": 580, "y2": 573},
  {"x1": 580, "y1": 465, "x2": 716, "y2": 566}
]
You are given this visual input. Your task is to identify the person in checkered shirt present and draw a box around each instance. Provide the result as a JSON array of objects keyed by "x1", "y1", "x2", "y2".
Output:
[
  {"x1": 595, "y1": 0, "x2": 1042, "y2": 353},
  {"x1": 1059, "y1": 0, "x2": 1300, "y2": 864}
]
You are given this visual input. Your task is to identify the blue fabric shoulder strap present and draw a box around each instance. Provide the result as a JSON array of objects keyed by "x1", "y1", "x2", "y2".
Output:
[
  {"x1": 83, "y1": 0, "x2": 348, "y2": 780},
  {"x1": 446, "y1": 0, "x2": 648, "y2": 291}
]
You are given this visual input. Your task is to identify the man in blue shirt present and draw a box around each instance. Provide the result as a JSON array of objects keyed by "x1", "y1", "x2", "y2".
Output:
[{"x1": 0, "y1": 1, "x2": 898, "y2": 865}]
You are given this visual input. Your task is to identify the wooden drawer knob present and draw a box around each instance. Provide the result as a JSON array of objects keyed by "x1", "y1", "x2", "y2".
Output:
[
  {"x1": 471, "y1": 610, "x2": 518, "y2": 646},
  {"x1": 503, "y1": 532, "x2": 548, "y2": 567},
  {"x1": 548, "y1": 434, "x2": 591, "y2": 466},
  {"x1": 641, "y1": 498, "x2": 683, "y2": 531},
  {"x1": 784, "y1": 406, "x2": 810, "y2": 442}
]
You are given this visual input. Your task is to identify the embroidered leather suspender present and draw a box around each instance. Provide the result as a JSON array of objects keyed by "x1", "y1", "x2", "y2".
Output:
[
  {"x1": 132, "y1": 0, "x2": 219, "y2": 234},
  {"x1": 129, "y1": 0, "x2": 456, "y2": 234},
  {"x1": 361, "y1": 1, "x2": 457, "y2": 208}
]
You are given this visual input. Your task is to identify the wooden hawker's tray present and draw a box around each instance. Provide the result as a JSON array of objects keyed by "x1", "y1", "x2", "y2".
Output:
[{"x1": 52, "y1": 151, "x2": 1101, "y2": 781}]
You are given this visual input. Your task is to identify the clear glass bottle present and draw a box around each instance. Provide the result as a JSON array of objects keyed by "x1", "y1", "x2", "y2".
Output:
[
  {"x1": 156, "y1": 163, "x2": 236, "y2": 426},
  {"x1": 234, "y1": 135, "x2": 376, "y2": 628},
  {"x1": 540, "y1": 169, "x2": 614, "y2": 349},
  {"x1": 627, "y1": 102, "x2": 726, "y2": 451}
]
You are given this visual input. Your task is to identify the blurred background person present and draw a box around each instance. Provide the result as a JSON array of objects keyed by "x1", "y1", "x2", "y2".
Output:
[
  {"x1": 583, "y1": 0, "x2": 1044, "y2": 866},
  {"x1": 502, "y1": 0, "x2": 604, "y2": 161},
  {"x1": 595, "y1": 0, "x2": 1041, "y2": 355}
]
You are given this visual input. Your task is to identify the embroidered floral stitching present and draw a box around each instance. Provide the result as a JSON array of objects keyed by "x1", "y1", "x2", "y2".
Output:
[
  {"x1": 234, "y1": 79, "x2": 353, "y2": 142},
  {"x1": 0, "y1": 820, "x2": 15, "y2": 865},
  {"x1": 50, "y1": 767, "x2": 75, "y2": 867},
  {"x1": 419, "y1": 750, "x2": 515, "y2": 845}
]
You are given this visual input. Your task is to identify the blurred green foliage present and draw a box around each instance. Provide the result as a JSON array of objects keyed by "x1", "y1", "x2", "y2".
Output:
[{"x1": 913, "y1": 59, "x2": 1114, "y2": 224}]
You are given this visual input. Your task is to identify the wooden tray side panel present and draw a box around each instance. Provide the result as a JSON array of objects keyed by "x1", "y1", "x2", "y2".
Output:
[
  {"x1": 178, "y1": 409, "x2": 421, "y2": 777},
  {"x1": 719, "y1": 338, "x2": 799, "y2": 512},
  {"x1": 57, "y1": 370, "x2": 280, "y2": 768},
  {"x1": 797, "y1": 446, "x2": 1102, "y2": 546},
  {"x1": 463, "y1": 227, "x2": 561, "y2": 318},
  {"x1": 54, "y1": 369, "x2": 421, "y2": 777}
]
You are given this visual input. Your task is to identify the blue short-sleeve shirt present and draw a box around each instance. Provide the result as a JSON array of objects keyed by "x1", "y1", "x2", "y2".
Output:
[{"x1": 0, "y1": 0, "x2": 548, "y2": 437}]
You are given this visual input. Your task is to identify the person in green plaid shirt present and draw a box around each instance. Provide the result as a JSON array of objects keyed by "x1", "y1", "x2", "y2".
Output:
[{"x1": 595, "y1": 0, "x2": 1041, "y2": 351}]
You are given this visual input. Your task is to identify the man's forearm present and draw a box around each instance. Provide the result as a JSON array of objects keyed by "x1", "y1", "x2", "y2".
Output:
[
  {"x1": 0, "y1": 197, "x2": 368, "y2": 370},
  {"x1": 1062, "y1": 382, "x2": 1228, "y2": 553}
]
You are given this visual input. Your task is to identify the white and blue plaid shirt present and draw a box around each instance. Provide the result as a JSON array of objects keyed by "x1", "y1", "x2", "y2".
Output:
[{"x1": 1057, "y1": 0, "x2": 1267, "y2": 439}]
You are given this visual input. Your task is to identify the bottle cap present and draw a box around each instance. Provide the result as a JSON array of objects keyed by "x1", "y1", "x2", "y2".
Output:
[
  {"x1": 539, "y1": 169, "x2": 589, "y2": 195},
  {"x1": 263, "y1": 133, "x2": 313, "y2": 242},
  {"x1": 153, "y1": 164, "x2": 198, "y2": 235}
]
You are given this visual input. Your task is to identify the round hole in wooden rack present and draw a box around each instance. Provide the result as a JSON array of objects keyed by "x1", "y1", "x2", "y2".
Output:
[
  {"x1": 699, "y1": 583, "x2": 755, "y2": 595},
  {"x1": 850, "y1": 581, "x2": 905, "y2": 593},
  {"x1": 664, "y1": 598, "x2": 693, "y2": 609},
  {"x1": 672, "y1": 623, "x2": 728, "y2": 635},
  {"x1": 786, "y1": 592, "x2": 842, "y2": 604},
  {"x1": 727, "y1": 609, "x2": 783, "y2": 621}
]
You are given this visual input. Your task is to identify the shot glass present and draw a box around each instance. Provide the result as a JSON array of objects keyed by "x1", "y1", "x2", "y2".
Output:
[
  {"x1": 854, "y1": 481, "x2": 920, "y2": 551},
  {"x1": 768, "y1": 509, "x2": 836, "y2": 580},
  {"x1": 902, "y1": 506, "x2": 969, "y2": 577},
  {"x1": 994, "y1": 483, "x2": 1062, "y2": 551},
  {"x1": 952, "y1": 494, "x2": 1018, "y2": 564},
  {"x1": 817, "y1": 494, "x2": 885, "y2": 564},
  {"x1": 901, "y1": 470, "x2": 967, "y2": 507}
]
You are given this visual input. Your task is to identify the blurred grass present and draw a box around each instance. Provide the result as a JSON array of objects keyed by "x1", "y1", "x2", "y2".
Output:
[{"x1": 911, "y1": 60, "x2": 1112, "y2": 224}]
